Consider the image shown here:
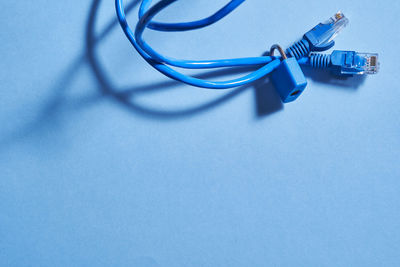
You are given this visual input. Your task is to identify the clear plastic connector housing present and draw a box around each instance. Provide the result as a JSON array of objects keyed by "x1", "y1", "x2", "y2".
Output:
[
  {"x1": 330, "y1": 51, "x2": 380, "y2": 75},
  {"x1": 357, "y1": 53, "x2": 380, "y2": 74},
  {"x1": 319, "y1": 12, "x2": 350, "y2": 46},
  {"x1": 303, "y1": 11, "x2": 350, "y2": 51}
]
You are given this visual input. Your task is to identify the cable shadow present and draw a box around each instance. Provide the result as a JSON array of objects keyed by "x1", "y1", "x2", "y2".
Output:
[
  {"x1": 85, "y1": 0, "x2": 282, "y2": 119},
  {"x1": 301, "y1": 65, "x2": 366, "y2": 90},
  {"x1": 0, "y1": 0, "x2": 284, "y2": 151},
  {"x1": 0, "y1": 0, "x2": 371, "y2": 151},
  {"x1": 0, "y1": 0, "x2": 144, "y2": 151}
]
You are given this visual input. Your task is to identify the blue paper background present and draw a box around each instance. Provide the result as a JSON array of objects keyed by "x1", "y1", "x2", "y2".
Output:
[{"x1": 1, "y1": 0, "x2": 399, "y2": 266}]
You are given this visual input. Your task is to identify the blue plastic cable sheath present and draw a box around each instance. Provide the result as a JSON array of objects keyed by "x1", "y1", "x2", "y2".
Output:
[
  {"x1": 135, "y1": 0, "x2": 272, "y2": 68},
  {"x1": 115, "y1": 0, "x2": 281, "y2": 89},
  {"x1": 298, "y1": 57, "x2": 309, "y2": 65},
  {"x1": 134, "y1": 0, "x2": 275, "y2": 69},
  {"x1": 138, "y1": 0, "x2": 246, "y2": 32}
]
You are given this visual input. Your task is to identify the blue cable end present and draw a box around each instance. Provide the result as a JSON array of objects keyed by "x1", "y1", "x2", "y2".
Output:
[
  {"x1": 304, "y1": 12, "x2": 349, "y2": 52},
  {"x1": 330, "y1": 50, "x2": 379, "y2": 75},
  {"x1": 287, "y1": 12, "x2": 349, "y2": 59},
  {"x1": 271, "y1": 57, "x2": 308, "y2": 103},
  {"x1": 309, "y1": 50, "x2": 380, "y2": 75}
]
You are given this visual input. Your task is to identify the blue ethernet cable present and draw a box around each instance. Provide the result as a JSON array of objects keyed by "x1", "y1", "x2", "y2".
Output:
[
  {"x1": 306, "y1": 51, "x2": 379, "y2": 75},
  {"x1": 286, "y1": 12, "x2": 349, "y2": 59},
  {"x1": 116, "y1": 0, "x2": 379, "y2": 99},
  {"x1": 138, "y1": 0, "x2": 246, "y2": 32},
  {"x1": 116, "y1": 0, "x2": 281, "y2": 89},
  {"x1": 135, "y1": 0, "x2": 276, "y2": 69}
]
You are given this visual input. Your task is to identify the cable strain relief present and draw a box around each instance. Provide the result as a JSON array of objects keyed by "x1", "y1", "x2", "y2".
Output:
[
  {"x1": 286, "y1": 39, "x2": 311, "y2": 59},
  {"x1": 310, "y1": 53, "x2": 331, "y2": 68}
]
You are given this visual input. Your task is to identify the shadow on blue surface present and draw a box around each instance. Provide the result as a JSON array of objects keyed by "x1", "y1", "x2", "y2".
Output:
[
  {"x1": 0, "y1": 0, "x2": 367, "y2": 151},
  {"x1": 302, "y1": 66, "x2": 366, "y2": 90},
  {"x1": 85, "y1": 0, "x2": 282, "y2": 119},
  {"x1": 0, "y1": 0, "x2": 280, "y2": 151}
]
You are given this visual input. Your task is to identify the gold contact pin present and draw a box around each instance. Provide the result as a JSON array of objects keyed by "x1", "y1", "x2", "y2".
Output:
[{"x1": 335, "y1": 12, "x2": 343, "y2": 20}]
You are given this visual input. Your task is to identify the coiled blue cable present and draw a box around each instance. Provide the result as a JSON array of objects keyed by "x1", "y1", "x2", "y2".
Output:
[
  {"x1": 138, "y1": 0, "x2": 246, "y2": 32},
  {"x1": 135, "y1": 0, "x2": 276, "y2": 69},
  {"x1": 115, "y1": 0, "x2": 283, "y2": 89},
  {"x1": 116, "y1": 1, "x2": 378, "y2": 95}
]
